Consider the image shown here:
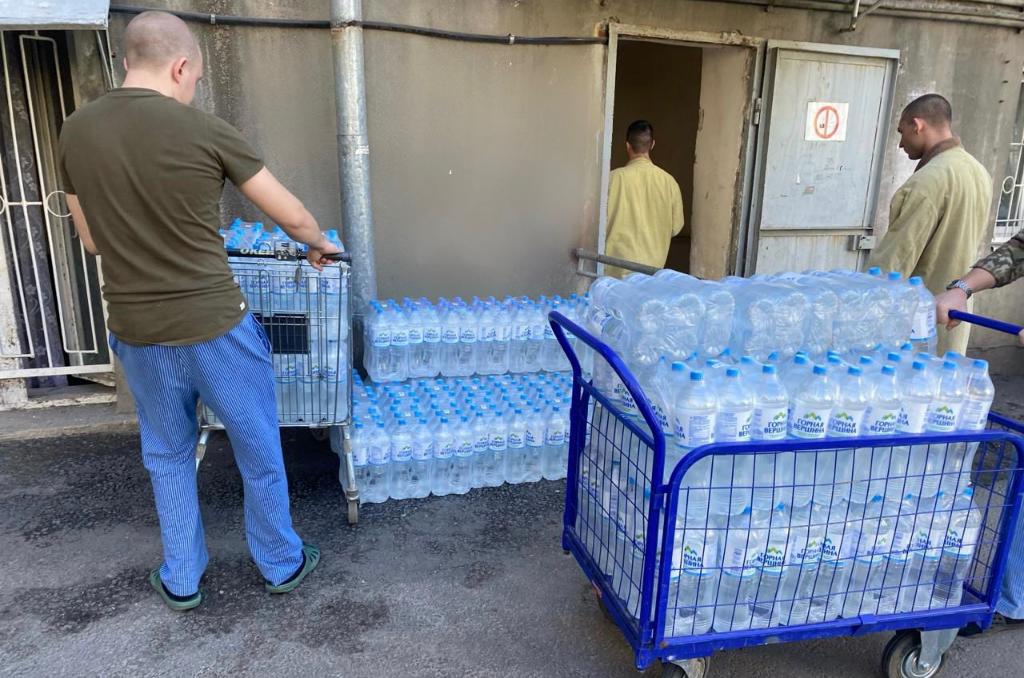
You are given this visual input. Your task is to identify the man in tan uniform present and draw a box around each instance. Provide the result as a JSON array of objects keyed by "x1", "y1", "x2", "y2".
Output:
[
  {"x1": 867, "y1": 94, "x2": 992, "y2": 355},
  {"x1": 604, "y1": 120, "x2": 684, "y2": 278}
]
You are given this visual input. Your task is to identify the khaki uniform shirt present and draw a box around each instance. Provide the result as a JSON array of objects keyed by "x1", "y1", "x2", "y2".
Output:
[
  {"x1": 604, "y1": 156, "x2": 684, "y2": 278},
  {"x1": 867, "y1": 145, "x2": 992, "y2": 354}
]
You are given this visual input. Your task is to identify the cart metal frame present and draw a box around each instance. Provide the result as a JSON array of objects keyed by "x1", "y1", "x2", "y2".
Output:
[{"x1": 550, "y1": 310, "x2": 1024, "y2": 678}]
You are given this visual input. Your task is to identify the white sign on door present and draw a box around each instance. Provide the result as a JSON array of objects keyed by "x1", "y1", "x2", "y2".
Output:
[{"x1": 804, "y1": 102, "x2": 849, "y2": 142}]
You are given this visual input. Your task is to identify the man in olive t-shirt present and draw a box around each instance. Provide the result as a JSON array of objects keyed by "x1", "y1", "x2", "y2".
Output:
[{"x1": 58, "y1": 11, "x2": 337, "y2": 610}]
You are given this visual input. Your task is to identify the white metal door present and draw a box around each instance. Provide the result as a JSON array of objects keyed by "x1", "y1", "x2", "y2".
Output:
[
  {"x1": 746, "y1": 42, "x2": 899, "y2": 275},
  {"x1": 0, "y1": 30, "x2": 110, "y2": 382}
]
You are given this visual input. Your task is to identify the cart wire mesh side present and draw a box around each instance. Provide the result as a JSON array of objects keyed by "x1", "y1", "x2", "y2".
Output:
[
  {"x1": 549, "y1": 311, "x2": 1024, "y2": 675},
  {"x1": 201, "y1": 256, "x2": 351, "y2": 428}
]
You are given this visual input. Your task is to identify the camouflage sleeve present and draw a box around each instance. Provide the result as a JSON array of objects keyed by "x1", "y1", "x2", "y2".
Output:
[{"x1": 974, "y1": 229, "x2": 1024, "y2": 287}]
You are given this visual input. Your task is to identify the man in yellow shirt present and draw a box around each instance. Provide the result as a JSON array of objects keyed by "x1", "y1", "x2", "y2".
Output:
[
  {"x1": 604, "y1": 120, "x2": 684, "y2": 278},
  {"x1": 867, "y1": 94, "x2": 992, "y2": 355}
]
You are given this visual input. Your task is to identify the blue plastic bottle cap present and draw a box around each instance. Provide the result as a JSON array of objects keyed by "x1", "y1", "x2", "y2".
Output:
[
  {"x1": 812, "y1": 365, "x2": 827, "y2": 376},
  {"x1": 943, "y1": 361, "x2": 957, "y2": 370},
  {"x1": 944, "y1": 351, "x2": 962, "y2": 360},
  {"x1": 671, "y1": 362, "x2": 685, "y2": 372},
  {"x1": 795, "y1": 355, "x2": 808, "y2": 365},
  {"x1": 690, "y1": 371, "x2": 704, "y2": 381},
  {"x1": 887, "y1": 352, "x2": 901, "y2": 362},
  {"x1": 912, "y1": 361, "x2": 926, "y2": 371},
  {"x1": 887, "y1": 271, "x2": 902, "y2": 281},
  {"x1": 973, "y1": 359, "x2": 987, "y2": 369},
  {"x1": 882, "y1": 365, "x2": 896, "y2": 376},
  {"x1": 762, "y1": 364, "x2": 776, "y2": 375},
  {"x1": 726, "y1": 367, "x2": 741, "y2": 378},
  {"x1": 868, "y1": 266, "x2": 882, "y2": 276},
  {"x1": 909, "y1": 276, "x2": 923, "y2": 286},
  {"x1": 848, "y1": 366, "x2": 862, "y2": 376},
  {"x1": 859, "y1": 356, "x2": 874, "y2": 366}
]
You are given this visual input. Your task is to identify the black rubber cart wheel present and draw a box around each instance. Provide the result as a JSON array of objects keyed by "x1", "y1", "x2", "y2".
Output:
[{"x1": 881, "y1": 630, "x2": 947, "y2": 678}]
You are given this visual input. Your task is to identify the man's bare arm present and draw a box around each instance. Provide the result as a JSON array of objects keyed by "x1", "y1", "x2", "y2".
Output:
[
  {"x1": 66, "y1": 194, "x2": 98, "y2": 255},
  {"x1": 238, "y1": 168, "x2": 338, "y2": 269}
]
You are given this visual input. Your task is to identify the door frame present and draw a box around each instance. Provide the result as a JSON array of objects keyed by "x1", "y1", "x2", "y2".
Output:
[
  {"x1": 598, "y1": 23, "x2": 765, "y2": 277},
  {"x1": 743, "y1": 40, "x2": 901, "y2": 275}
]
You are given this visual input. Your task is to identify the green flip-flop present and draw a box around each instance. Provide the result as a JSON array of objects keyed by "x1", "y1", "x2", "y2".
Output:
[
  {"x1": 266, "y1": 543, "x2": 321, "y2": 594},
  {"x1": 148, "y1": 568, "x2": 202, "y2": 611}
]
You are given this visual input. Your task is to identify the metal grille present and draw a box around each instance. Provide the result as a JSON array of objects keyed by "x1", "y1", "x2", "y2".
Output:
[
  {"x1": 0, "y1": 31, "x2": 109, "y2": 380},
  {"x1": 994, "y1": 72, "x2": 1024, "y2": 244},
  {"x1": 201, "y1": 258, "x2": 350, "y2": 427}
]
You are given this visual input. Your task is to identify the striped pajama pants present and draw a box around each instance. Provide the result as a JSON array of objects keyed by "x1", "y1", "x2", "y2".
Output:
[
  {"x1": 110, "y1": 314, "x2": 303, "y2": 596},
  {"x1": 998, "y1": 510, "x2": 1024, "y2": 619}
]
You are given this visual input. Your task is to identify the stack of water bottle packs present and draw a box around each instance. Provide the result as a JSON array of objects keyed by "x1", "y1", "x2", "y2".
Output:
[
  {"x1": 214, "y1": 219, "x2": 349, "y2": 424},
  {"x1": 578, "y1": 268, "x2": 998, "y2": 637},
  {"x1": 363, "y1": 293, "x2": 586, "y2": 382},
  {"x1": 349, "y1": 370, "x2": 572, "y2": 502}
]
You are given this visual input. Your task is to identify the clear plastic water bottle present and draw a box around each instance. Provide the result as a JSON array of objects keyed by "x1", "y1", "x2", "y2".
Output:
[
  {"x1": 645, "y1": 357, "x2": 676, "y2": 439},
  {"x1": 455, "y1": 303, "x2": 478, "y2": 378},
  {"x1": 789, "y1": 365, "x2": 837, "y2": 440},
  {"x1": 506, "y1": 407, "x2": 530, "y2": 483},
  {"x1": 843, "y1": 494, "x2": 892, "y2": 617},
  {"x1": 450, "y1": 415, "x2": 475, "y2": 495},
  {"x1": 876, "y1": 493, "x2": 915, "y2": 615},
  {"x1": 670, "y1": 496, "x2": 720, "y2": 636},
  {"x1": 908, "y1": 276, "x2": 937, "y2": 354},
  {"x1": 717, "y1": 367, "x2": 754, "y2": 443},
  {"x1": 901, "y1": 360, "x2": 935, "y2": 498},
  {"x1": 509, "y1": 299, "x2": 531, "y2": 374},
  {"x1": 932, "y1": 488, "x2": 982, "y2": 608},
  {"x1": 407, "y1": 418, "x2": 433, "y2": 499},
  {"x1": 674, "y1": 370, "x2": 717, "y2": 450},
  {"x1": 484, "y1": 410, "x2": 507, "y2": 487},
  {"x1": 776, "y1": 500, "x2": 824, "y2": 625},
  {"x1": 387, "y1": 302, "x2": 410, "y2": 382},
  {"x1": 926, "y1": 361, "x2": 965, "y2": 433},
  {"x1": 389, "y1": 419, "x2": 414, "y2": 500},
  {"x1": 432, "y1": 416, "x2": 455, "y2": 496},
  {"x1": 364, "y1": 423, "x2": 392, "y2": 503},
  {"x1": 831, "y1": 366, "x2": 873, "y2": 501},
  {"x1": 439, "y1": 300, "x2": 462, "y2": 378},
  {"x1": 520, "y1": 300, "x2": 544, "y2": 373},
  {"x1": 900, "y1": 492, "x2": 949, "y2": 611},
  {"x1": 544, "y1": 405, "x2": 568, "y2": 480},
  {"x1": 714, "y1": 506, "x2": 764, "y2": 631},
  {"x1": 751, "y1": 502, "x2": 789, "y2": 629},
  {"x1": 469, "y1": 409, "x2": 492, "y2": 488},
  {"x1": 350, "y1": 422, "x2": 371, "y2": 501},
  {"x1": 809, "y1": 495, "x2": 857, "y2": 623},
  {"x1": 752, "y1": 364, "x2": 789, "y2": 442},
  {"x1": 961, "y1": 359, "x2": 995, "y2": 431}
]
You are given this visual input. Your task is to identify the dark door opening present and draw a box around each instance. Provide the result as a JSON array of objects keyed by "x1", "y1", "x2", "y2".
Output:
[{"x1": 610, "y1": 40, "x2": 701, "y2": 274}]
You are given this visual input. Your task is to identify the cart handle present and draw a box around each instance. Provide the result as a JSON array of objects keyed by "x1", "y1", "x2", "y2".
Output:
[
  {"x1": 949, "y1": 309, "x2": 1024, "y2": 337},
  {"x1": 226, "y1": 247, "x2": 352, "y2": 264}
]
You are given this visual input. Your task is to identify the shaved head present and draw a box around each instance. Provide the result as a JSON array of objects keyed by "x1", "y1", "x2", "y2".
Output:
[
  {"x1": 902, "y1": 93, "x2": 952, "y2": 128},
  {"x1": 123, "y1": 11, "x2": 200, "y2": 70}
]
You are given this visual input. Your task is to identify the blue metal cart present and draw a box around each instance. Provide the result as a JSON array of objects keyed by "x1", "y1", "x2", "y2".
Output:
[{"x1": 549, "y1": 310, "x2": 1024, "y2": 678}]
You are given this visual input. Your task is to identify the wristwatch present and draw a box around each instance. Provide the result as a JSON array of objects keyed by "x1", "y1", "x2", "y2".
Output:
[{"x1": 945, "y1": 279, "x2": 973, "y2": 299}]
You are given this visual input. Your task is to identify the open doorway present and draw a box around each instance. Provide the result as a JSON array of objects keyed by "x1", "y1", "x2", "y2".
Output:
[{"x1": 604, "y1": 35, "x2": 756, "y2": 280}]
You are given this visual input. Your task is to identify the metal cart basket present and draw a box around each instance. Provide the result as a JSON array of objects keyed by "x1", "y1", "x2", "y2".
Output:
[
  {"x1": 549, "y1": 310, "x2": 1024, "y2": 678},
  {"x1": 197, "y1": 246, "x2": 360, "y2": 523}
]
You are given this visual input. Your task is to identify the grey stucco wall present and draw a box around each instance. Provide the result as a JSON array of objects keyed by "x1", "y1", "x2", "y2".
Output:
[{"x1": 108, "y1": 0, "x2": 1024, "y2": 369}]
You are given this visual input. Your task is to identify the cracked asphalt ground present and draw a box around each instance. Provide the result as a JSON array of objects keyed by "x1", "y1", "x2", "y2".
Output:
[{"x1": 3, "y1": 374, "x2": 1024, "y2": 677}]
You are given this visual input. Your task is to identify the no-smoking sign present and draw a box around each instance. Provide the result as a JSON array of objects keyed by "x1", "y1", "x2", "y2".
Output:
[{"x1": 804, "y1": 101, "x2": 849, "y2": 142}]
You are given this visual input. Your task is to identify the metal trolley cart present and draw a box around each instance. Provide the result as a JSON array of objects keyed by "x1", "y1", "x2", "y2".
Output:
[
  {"x1": 197, "y1": 244, "x2": 360, "y2": 524},
  {"x1": 549, "y1": 310, "x2": 1024, "y2": 678}
]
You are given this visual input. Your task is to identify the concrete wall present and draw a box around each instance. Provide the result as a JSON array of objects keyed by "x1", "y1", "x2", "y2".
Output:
[{"x1": 108, "y1": 0, "x2": 1024, "y2": 370}]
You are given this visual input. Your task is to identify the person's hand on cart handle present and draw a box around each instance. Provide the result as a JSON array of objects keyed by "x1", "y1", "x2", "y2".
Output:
[
  {"x1": 933, "y1": 266, "x2": 1024, "y2": 344},
  {"x1": 306, "y1": 233, "x2": 341, "y2": 271}
]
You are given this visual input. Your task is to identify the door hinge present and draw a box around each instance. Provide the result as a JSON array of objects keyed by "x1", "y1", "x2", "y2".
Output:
[{"x1": 753, "y1": 97, "x2": 763, "y2": 126}]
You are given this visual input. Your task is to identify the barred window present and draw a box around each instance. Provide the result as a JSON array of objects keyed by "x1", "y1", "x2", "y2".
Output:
[{"x1": 994, "y1": 71, "x2": 1024, "y2": 244}]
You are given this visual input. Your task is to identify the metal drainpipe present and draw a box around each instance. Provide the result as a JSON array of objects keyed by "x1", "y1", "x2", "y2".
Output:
[{"x1": 330, "y1": 0, "x2": 377, "y2": 351}]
